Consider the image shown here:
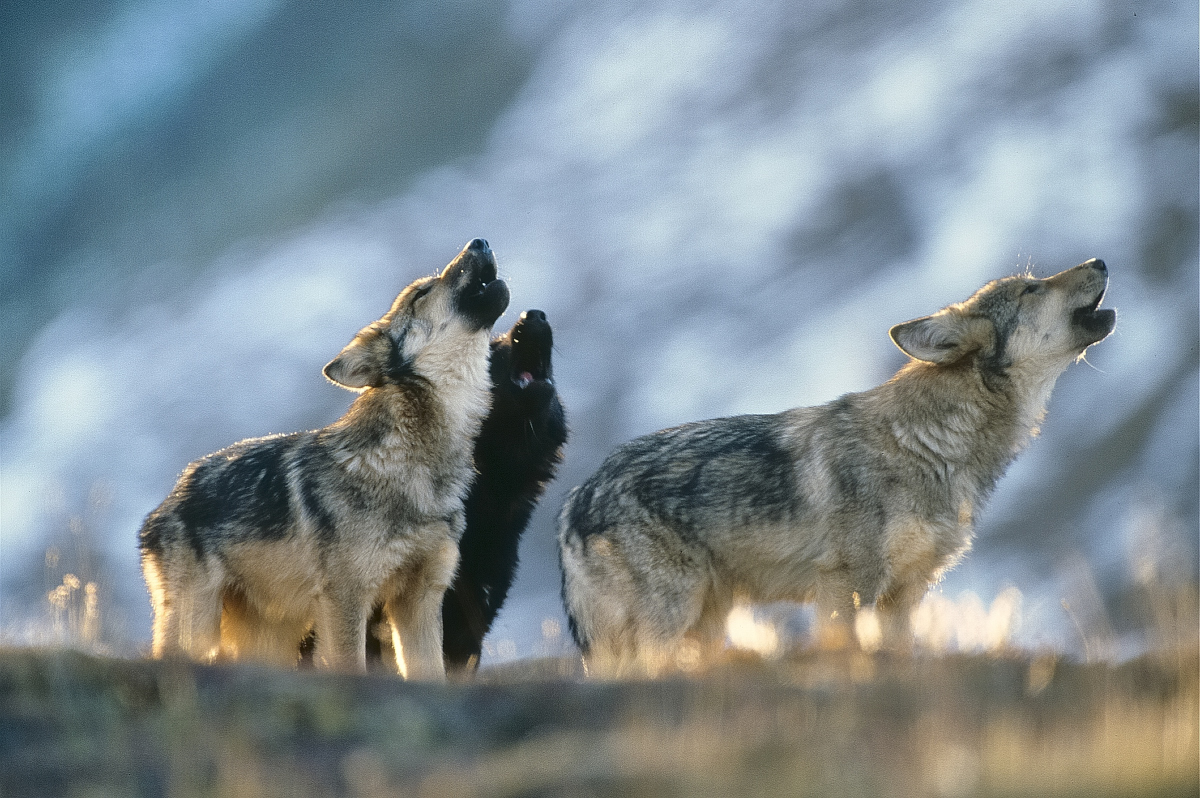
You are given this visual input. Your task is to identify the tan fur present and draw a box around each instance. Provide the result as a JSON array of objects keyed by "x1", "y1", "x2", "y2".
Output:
[
  {"x1": 559, "y1": 260, "x2": 1116, "y2": 676},
  {"x1": 139, "y1": 239, "x2": 508, "y2": 677}
]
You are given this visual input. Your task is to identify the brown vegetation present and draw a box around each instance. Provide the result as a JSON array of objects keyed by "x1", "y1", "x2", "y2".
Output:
[{"x1": 1, "y1": 644, "x2": 1195, "y2": 797}]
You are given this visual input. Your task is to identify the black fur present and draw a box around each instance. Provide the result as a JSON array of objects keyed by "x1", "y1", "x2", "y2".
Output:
[{"x1": 440, "y1": 309, "x2": 567, "y2": 672}]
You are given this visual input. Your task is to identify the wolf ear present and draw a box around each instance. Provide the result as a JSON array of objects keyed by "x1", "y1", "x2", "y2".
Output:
[
  {"x1": 889, "y1": 312, "x2": 989, "y2": 364},
  {"x1": 323, "y1": 325, "x2": 385, "y2": 390}
]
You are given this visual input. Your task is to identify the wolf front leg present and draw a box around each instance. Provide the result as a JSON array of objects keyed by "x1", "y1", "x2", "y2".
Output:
[
  {"x1": 875, "y1": 577, "x2": 928, "y2": 651},
  {"x1": 813, "y1": 568, "x2": 863, "y2": 650},
  {"x1": 313, "y1": 583, "x2": 371, "y2": 672},
  {"x1": 382, "y1": 540, "x2": 460, "y2": 681}
]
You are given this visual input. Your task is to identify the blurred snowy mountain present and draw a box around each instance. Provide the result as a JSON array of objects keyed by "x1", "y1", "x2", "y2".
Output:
[{"x1": 2, "y1": 0, "x2": 1196, "y2": 660}]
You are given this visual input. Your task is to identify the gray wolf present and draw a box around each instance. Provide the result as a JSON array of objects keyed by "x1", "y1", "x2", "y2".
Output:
[
  {"x1": 353, "y1": 310, "x2": 568, "y2": 674},
  {"x1": 138, "y1": 238, "x2": 509, "y2": 677},
  {"x1": 558, "y1": 259, "x2": 1116, "y2": 675}
]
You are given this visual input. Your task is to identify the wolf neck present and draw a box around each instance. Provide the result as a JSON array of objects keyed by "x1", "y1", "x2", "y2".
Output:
[
  {"x1": 407, "y1": 335, "x2": 494, "y2": 446},
  {"x1": 333, "y1": 338, "x2": 492, "y2": 490},
  {"x1": 876, "y1": 358, "x2": 1062, "y2": 501}
]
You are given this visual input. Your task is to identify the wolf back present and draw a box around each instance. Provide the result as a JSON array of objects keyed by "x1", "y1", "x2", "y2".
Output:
[
  {"x1": 558, "y1": 259, "x2": 1116, "y2": 675},
  {"x1": 139, "y1": 238, "x2": 509, "y2": 678}
]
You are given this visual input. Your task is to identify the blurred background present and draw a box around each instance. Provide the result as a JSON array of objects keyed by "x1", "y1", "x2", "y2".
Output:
[{"x1": 2, "y1": 0, "x2": 1196, "y2": 664}]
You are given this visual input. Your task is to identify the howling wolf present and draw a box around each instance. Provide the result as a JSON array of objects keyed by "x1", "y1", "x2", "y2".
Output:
[
  {"x1": 558, "y1": 259, "x2": 1116, "y2": 675},
  {"x1": 139, "y1": 238, "x2": 509, "y2": 678},
  {"x1": 441, "y1": 309, "x2": 568, "y2": 673}
]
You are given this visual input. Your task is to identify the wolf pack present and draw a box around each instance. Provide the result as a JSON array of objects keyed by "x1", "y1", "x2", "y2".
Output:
[{"x1": 138, "y1": 238, "x2": 1116, "y2": 678}]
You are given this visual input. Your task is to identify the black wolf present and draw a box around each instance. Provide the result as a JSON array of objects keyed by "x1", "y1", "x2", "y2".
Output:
[{"x1": 441, "y1": 309, "x2": 568, "y2": 672}]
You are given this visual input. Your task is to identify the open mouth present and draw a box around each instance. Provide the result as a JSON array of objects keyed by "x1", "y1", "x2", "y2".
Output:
[
  {"x1": 469, "y1": 252, "x2": 499, "y2": 296},
  {"x1": 512, "y1": 365, "x2": 550, "y2": 389},
  {"x1": 511, "y1": 341, "x2": 552, "y2": 389},
  {"x1": 510, "y1": 313, "x2": 553, "y2": 389},
  {"x1": 1072, "y1": 287, "x2": 1117, "y2": 340},
  {"x1": 451, "y1": 239, "x2": 509, "y2": 327}
]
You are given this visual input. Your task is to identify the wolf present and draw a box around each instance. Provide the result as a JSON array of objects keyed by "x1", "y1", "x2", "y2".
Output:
[
  {"x1": 138, "y1": 238, "x2": 509, "y2": 678},
  {"x1": 355, "y1": 309, "x2": 568, "y2": 674},
  {"x1": 558, "y1": 259, "x2": 1116, "y2": 675},
  {"x1": 441, "y1": 308, "x2": 568, "y2": 672}
]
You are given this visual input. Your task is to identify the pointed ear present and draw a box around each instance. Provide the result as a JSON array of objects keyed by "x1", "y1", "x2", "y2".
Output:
[
  {"x1": 323, "y1": 326, "x2": 385, "y2": 390},
  {"x1": 889, "y1": 311, "x2": 990, "y2": 364}
]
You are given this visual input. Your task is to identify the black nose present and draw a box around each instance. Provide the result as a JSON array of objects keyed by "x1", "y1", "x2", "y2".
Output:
[
  {"x1": 1083, "y1": 257, "x2": 1106, "y2": 272},
  {"x1": 520, "y1": 309, "x2": 547, "y2": 323},
  {"x1": 466, "y1": 238, "x2": 490, "y2": 253}
]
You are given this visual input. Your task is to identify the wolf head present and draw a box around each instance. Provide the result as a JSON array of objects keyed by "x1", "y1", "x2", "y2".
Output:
[
  {"x1": 889, "y1": 258, "x2": 1116, "y2": 379},
  {"x1": 489, "y1": 309, "x2": 558, "y2": 407},
  {"x1": 323, "y1": 239, "x2": 510, "y2": 391}
]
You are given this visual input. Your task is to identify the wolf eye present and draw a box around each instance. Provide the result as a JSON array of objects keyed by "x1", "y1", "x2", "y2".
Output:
[
  {"x1": 1021, "y1": 283, "x2": 1043, "y2": 296},
  {"x1": 412, "y1": 284, "x2": 434, "y2": 302}
]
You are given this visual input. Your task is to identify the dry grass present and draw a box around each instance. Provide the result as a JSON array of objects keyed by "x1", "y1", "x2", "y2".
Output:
[
  {"x1": 5, "y1": 527, "x2": 1197, "y2": 797},
  {"x1": 1, "y1": 643, "x2": 1195, "y2": 798}
]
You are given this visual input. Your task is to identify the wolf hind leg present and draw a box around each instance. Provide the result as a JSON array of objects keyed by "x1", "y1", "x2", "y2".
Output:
[
  {"x1": 621, "y1": 589, "x2": 724, "y2": 676},
  {"x1": 221, "y1": 591, "x2": 311, "y2": 667},
  {"x1": 165, "y1": 573, "x2": 224, "y2": 662},
  {"x1": 559, "y1": 532, "x2": 663, "y2": 677},
  {"x1": 563, "y1": 526, "x2": 717, "y2": 677},
  {"x1": 143, "y1": 549, "x2": 223, "y2": 662},
  {"x1": 681, "y1": 590, "x2": 734, "y2": 664}
]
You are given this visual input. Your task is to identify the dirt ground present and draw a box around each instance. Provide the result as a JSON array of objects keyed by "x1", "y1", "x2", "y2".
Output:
[{"x1": 1, "y1": 646, "x2": 1195, "y2": 798}]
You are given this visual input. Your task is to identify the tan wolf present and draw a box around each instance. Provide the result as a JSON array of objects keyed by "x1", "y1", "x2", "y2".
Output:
[
  {"x1": 558, "y1": 259, "x2": 1116, "y2": 675},
  {"x1": 139, "y1": 238, "x2": 509, "y2": 677}
]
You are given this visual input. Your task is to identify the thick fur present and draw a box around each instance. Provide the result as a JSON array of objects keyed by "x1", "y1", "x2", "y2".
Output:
[
  {"x1": 139, "y1": 238, "x2": 509, "y2": 678},
  {"x1": 558, "y1": 259, "x2": 1117, "y2": 676},
  {"x1": 358, "y1": 310, "x2": 568, "y2": 673}
]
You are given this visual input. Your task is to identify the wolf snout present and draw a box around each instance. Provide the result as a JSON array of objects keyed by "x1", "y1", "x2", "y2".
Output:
[
  {"x1": 510, "y1": 309, "x2": 555, "y2": 391},
  {"x1": 513, "y1": 309, "x2": 553, "y2": 350},
  {"x1": 516, "y1": 309, "x2": 551, "y2": 337},
  {"x1": 445, "y1": 238, "x2": 508, "y2": 328},
  {"x1": 462, "y1": 237, "x2": 497, "y2": 278},
  {"x1": 448, "y1": 238, "x2": 499, "y2": 286},
  {"x1": 1069, "y1": 259, "x2": 1116, "y2": 344}
]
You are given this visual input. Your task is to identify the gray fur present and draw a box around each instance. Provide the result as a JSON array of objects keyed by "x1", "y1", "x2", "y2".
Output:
[
  {"x1": 139, "y1": 239, "x2": 509, "y2": 678},
  {"x1": 559, "y1": 259, "x2": 1116, "y2": 675}
]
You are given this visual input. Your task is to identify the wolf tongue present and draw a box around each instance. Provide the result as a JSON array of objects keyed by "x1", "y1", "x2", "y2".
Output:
[{"x1": 517, "y1": 371, "x2": 534, "y2": 388}]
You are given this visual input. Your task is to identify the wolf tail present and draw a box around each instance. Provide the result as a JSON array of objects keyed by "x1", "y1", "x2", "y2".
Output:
[
  {"x1": 556, "y1": 487, "x2": 591, "y2": 654},
  {"x1": 559, "y1": 556, "x2": 589, "y2": 655}
]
